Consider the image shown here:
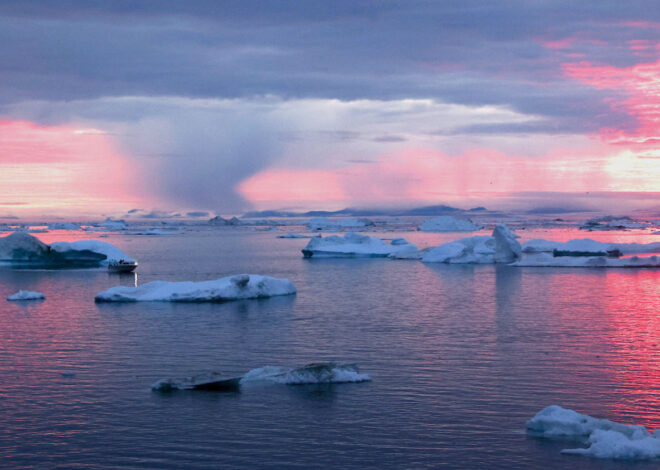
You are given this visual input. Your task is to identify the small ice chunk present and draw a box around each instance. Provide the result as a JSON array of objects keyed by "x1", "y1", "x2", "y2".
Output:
[
  {"x1": 7, "y1": 290, "x2": 45, "y2": 301},
  {"x1": 527, "y1": 405, "x2": 660, "y2": 459},
  {"x1": 240, "y1": 362, "x2": 371, "y2": 385}
]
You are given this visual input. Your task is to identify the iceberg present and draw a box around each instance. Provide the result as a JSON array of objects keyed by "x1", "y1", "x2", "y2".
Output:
[
  {"x1": 152, "y1": 362, "x2": 369, "y2": 392},
  {"x1": 522, "y1": 238, "x2": 660, "y2": 255},
  {"x1": 514, "y1": 253, "x2": 660, "y2": 268},
  {"x1": 95, "y1": 274, "x2": 296, "y2": 302},
  {"x1": 209, "y1": 215, "x2": 243, "y2": 226},
  {"x1": 7, "y1": 290, "x2": 45, "y2": 301},
  {"x1": 0, "y1": 232, "x2": 134, "y2": 267},
  {"x1": 301, "y1": 232, "x2": 417, "y2": 258},
  {"x1": 418, "y1": 216, "x2": 482, "y2": 232},
  {"x1": 527, "y1": 405, "x2": 660, "y2": 459},
  {"x1": 422, "y1": 224, "x2": 521, "y2": 264},
  {"x1": 307, "y1": 217, "x2": 374, "y2": 231},
  {"x1": 240, "y1": 362, "x2": 371, "y2": 385},
  {"x1": 86, "y1": 218, "x2": 128, "y2": 231}
]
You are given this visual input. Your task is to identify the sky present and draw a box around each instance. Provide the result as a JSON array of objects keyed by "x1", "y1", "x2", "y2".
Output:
[{"x1": 0, "y1": 1, "x2": 658, "y2": 218}]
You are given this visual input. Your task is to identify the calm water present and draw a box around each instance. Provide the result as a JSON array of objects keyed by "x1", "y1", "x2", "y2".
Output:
[{"x1": 1, "y1": 227, "x2": 660, "y2": 469}]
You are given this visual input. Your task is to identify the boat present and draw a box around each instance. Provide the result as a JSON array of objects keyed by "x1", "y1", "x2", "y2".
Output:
[{"x1": 108, "y1": 259, "x2": 138, "y2": 273}]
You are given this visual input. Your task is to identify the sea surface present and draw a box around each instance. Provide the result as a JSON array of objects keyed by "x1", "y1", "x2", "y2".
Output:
[{"x1": 1, "y1": 225, "x2": 660, "y2": 469}]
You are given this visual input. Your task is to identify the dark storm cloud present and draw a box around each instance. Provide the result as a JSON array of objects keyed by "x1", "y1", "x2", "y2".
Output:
[{"x1": 0, "y1": 0, "x2": 657, "y2": 121}]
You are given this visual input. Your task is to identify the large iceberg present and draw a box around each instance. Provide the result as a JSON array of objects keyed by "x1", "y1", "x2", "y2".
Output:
[
  {"x1": 422, "y1": 224, "x2": 521, "y2": 264},
  {"x1": 301, "y1": 232, "x2": 417, "y2": 258},
  {"x1": 0, "y1": 232, "x2": 134, "y2": 267},
  {"x1": 418, "y1": 216, "x2": 482, "y2": 232},
  {"x1": 7, "y1": 290, "x2": 46, "y2": 301},
  {"x1": 95, "y1": 274, "x2": 296, "y2": 302},
  {"x1": 527, "y1": 405, "x2": 660, "y2": 459}
]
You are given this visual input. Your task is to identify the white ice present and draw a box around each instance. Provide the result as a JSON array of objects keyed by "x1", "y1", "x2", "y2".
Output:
[
  {"x1": 581, "y1": 216, "x2": 649, "y2": 231},
  {"x1": 514, "y1": 253, "x2": 660, "y2": 268},
  {"x1": 418, "y1": 216, "x2": 482, "y2": 232},
  {"x1": 51, "y1": 240, "x2": 135, "y2": 264},
  {"x1": 95, "y1": 274, "x2": 296, "y2": 302},
  {"x1": 302, "y1": 232, "x2": 417, "y2": 258},
  {"x1": 527, "y1": 405, "x2": 660, "y2": 459},
  {"x1": 240, "y1": 363, "x2": 371, "y2": 385},
  {"x1": 522, "y1": 238, "x2": 660, "y2": 255},
  {"x1": 422, "y1": 224, "x2": 521, "y2": 264},
  {"x1": 7, "y1": 290, "x2": 46, "y2": 301}
]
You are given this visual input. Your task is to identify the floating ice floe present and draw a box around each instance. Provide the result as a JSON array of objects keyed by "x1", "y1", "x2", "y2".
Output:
[
  {"x1": 422, "y1": 224, "x2": 521, "y2": 264},
  {"x1": 131, "y1": 229, "x2": 173, "y2": 235},
  {"x1": 95, "y1": 274, "x2": 296, "y2": 302},
  {"x1": 85, "y1": 218, "x2": 129, "y2": 232},
  {"x1": 522, "y1": 238, "x2": 660, "y2": 255},
  {"x1": 152, "y1": 362, "x2": 370, "y2": 392},
  {"x1": 0, "y1": 232, "x2": 135, "y2": 267},
  {"x1": 418, "y1": 216, "x2": 483, "y2": 232},
  {"x1": 276, "y1": 233, "x2": 309, "y2": 239},
  {"x1": 302, "y1": 232, "x2": 417, "y2": 258},
  {"x1": 307, "y1": 217, "x2": 374, "y2": 231},
  {"x1": 7, "y1": 290, "x2": 46, "y2": 301},
  {"x1": 527, "y1": 405, "x2": 660, "y2": 459},
  {"x1": 580, "y1": 216, "x2": 649, "y2": 231},
  {"x1": 514, "y1": 253, "x2": 660, "y2": 268},
  {"x1": 47, "y1": 222, "x2": 82, "y2": 231}
]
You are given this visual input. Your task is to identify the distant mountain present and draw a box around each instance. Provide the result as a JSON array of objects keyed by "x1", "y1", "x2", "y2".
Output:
[{"x1": 242, "y1": 204, "x2": 476, "y2": 218}]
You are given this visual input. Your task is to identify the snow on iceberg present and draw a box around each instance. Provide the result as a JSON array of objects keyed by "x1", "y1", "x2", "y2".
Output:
[
  {"x1": 301, "y1": 232, "x2": 417, "y2": 258},
  {"x1": 527, "y1": 405, "x2": 660, "y2": 459},
  {"x1": 50, "y1": 240, "x2": 135, "y2": 264},
  {"x1": 418, "y1": 216, "x2": 482, "y2": 232},
  {"x1": 7, "y1": 290, "x2": 45, "y2": 301},
  {"x1": 522, "y1": 238, "x2": 660, "y2": 256},
  {"x1": 95, "y1": 274, "x2": 296, "y2": 302},
  {"x1": 422, "y1": 224, "x2": 521, "y2": 264},
  {"x1": 307, "y1": 217, "x2": 374, "y2": 231},
  {"x1": 240, "y1": 362, "x2": 371, "y2": 385}
]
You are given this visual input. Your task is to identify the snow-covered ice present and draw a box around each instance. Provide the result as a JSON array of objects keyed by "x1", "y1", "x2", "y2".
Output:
[
  {"x1": 302, "y1": 232, "x2": 417, "y2": 258},
  {"x1": 418, "y1": 216, "x2": 482, "y2": 232},
  {"x1": 51, "y1": 240, "x2": 135, "y2": 264},
  {"x1": 422, "y1": 224, "x2": 521, "y2": 264},
  {"x1": 240, "y1": 362, "x2": 371, "y2": 385},
  {"x1": 95, "y1": 274, "x2": 296, "y2": 302},
  {"x1": 522, "y1": 238, "x2": 660, "y2": 256},
  {"x1": 527, "y1": 405, "x2": 660, "y2": 459},
  {"x1": 7, "y1": 290, "x2": 46, "y2": 301},
  {"x1": 514, "y1": 253, "x2": 660, "y2": 268}
]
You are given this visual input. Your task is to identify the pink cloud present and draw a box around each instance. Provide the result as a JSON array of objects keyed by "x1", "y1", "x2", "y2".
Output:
[
  {"x1": 238, "y1": 146, "x2": 630, "y2": 208},
  {"x1": 562, "y1": 55, "x2": 660, "y2": 147},
  {"x1": 0, "y1": 120, "x2": 148, "y2": 215}
]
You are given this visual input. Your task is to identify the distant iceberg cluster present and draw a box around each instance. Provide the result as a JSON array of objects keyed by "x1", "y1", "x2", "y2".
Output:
[
  {"x1": 95, "y1": 274, "x2": 296, "y2": 302},
  {"x1": 527, "y1": 405, "x2": 660, "y2": 460}
]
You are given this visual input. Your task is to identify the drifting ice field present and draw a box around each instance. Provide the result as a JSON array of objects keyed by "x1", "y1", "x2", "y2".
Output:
[{"x1": 0, "y1": 225, "x2": 659, "y2": 469}]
